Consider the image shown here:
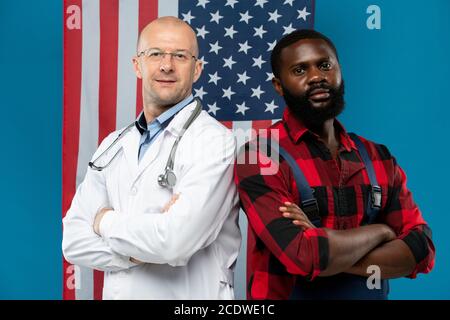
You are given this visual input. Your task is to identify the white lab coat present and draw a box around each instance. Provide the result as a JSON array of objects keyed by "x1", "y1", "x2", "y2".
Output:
[{"x1": 62, "y1": 101, "x2": 241, "y2": 299}]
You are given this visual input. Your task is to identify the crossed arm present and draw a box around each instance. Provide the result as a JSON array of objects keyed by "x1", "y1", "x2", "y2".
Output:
[
  {"x1": 93, "y1": 194, "x2": 180, "y2": 264},
  {"x1": 280, "y1": 202, "x2": 416, "y2": 279},
  {"x1": 63, "y1": 126, "x2": 238, "y2": 271}
]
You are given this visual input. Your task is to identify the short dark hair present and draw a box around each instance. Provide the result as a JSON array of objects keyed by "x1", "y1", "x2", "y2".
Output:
[{"x1": 270, "y1": 29, "x2": 339, "y2": 78}]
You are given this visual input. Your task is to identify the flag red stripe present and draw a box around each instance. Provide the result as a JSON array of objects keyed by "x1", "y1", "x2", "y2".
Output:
[
  {"x1": 98, "y1": 0, "x2": 119, "y2": 144},
  {"x1": 94, "y1": 0, "x2": 120, "y2": 299},
  {"x1": 251, "y1": 120, "x2": 273, "y2": 139},
  {"x1": 251, "y1": 120, "x2": 273, "y2": 131},
  {"x1": 62, "y1": 0, "x2": 83, "y2": 300},
  {"x1": 220, "y1": 121, "x2": 233, "y2": 129},
  {"x1": 135, "y1": 0, "x2": 158, "y2": 116},
  {"x1": 93, "y1": 269, "x2": 104, "y2": 300}
]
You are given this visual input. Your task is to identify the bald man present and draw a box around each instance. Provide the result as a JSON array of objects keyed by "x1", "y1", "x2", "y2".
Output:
[{"x1": 62, "y1": 17, "x2": 241, "y2": 299}]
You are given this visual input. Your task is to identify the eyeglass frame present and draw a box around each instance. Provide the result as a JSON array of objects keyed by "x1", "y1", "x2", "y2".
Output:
[{"x1": 136, "y1": 48, "x2": 198, "y2": 63}]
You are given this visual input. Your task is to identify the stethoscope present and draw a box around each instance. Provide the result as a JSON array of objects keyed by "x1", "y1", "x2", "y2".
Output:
[{"x1": 88, "y1": 98, "x2": 202, "y2": 189}]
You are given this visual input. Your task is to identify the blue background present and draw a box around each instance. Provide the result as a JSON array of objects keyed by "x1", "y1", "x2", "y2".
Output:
[
  {"x1": 0, "y1": 0, "x2": 62, "y2": 299},
  {"x1": 315, "y1": 0, "x2": 450, "y2": 299},
  {"x1": 0, "y1": 0, "x2": 448, "y2": 299}
]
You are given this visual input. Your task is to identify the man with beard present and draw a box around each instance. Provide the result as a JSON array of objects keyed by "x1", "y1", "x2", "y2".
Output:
[{"x1": 235, "y1": 29, "x2": 435, "y2": 300}]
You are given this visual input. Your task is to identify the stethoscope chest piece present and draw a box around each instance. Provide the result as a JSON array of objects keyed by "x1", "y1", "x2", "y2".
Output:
[{"x1": 158, "y1": 169, "x2": 177, "y2": 188}]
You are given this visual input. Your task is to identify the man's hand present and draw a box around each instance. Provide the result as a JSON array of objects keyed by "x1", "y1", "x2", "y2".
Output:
[
  {"x1": 93, "y1": 207, "x2": 113, "y2": 235},
  {"x1": 130, "y1": 257, "x2": 144, "y2": 264},
  {"x1": 130, "y1": 194, "x2": 179, "y2": 265},
  {"x1": 162, "y1": 193, "x2": 180, "y2": 213},
  {"x1": 94, "y1": 195, "x2": 179, "y2": 262},
  {"x1": 279, "y1": 202, "x2": 316, "y2": 229}
]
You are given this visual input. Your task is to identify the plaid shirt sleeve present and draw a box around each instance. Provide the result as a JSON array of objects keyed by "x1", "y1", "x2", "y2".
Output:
[
  {"x1": 235, "y1": 143, "x2": 329, "y2": 281},
  {"x1": 370, "y1": 142, "x2": 435, "y2": 278}
]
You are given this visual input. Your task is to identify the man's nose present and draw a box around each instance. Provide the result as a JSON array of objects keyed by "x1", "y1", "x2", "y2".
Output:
[
  {"x1": 159, "y1": 54, "x2": 174, "y2": 73},
  {"x1": 307, "y1": 66, "x2": 326, "y2": 84}
]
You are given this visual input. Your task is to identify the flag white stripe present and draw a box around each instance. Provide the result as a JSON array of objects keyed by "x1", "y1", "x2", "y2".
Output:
[
  {"x1": 234, "y1": 209, "x2": 248, "y2": 300},
  {"x1": 75, "y1": 0, "x2": 101, "y2": 300},
  {"x1": 76, "y1": 266, "x2": 94, "y2": 300},
  {"x1": 116, "y1": 0, "x2": 139, "y2": 130},
  {"x1": 158, "y1": 0, "x2": 178, "y2": 17},
  {"x1": 77, "y1": 0, "x2": 100, "y2": 187}
]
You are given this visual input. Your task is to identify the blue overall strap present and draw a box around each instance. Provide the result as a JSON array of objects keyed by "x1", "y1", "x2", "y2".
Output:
[
  {"x1": 262, "y1": 138, "x2": 322, "y2": 228},
  {"x1": 287, "y1": 134, "x2": 388, "y2": 300},
  {"x1": 348, "y1": 133, "x2": 382, "y2": 224}
]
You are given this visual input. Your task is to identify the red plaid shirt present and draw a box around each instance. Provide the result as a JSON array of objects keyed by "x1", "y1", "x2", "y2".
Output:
[{"x1": 235, "y1": 108, "x2": 435, "y2": 300}]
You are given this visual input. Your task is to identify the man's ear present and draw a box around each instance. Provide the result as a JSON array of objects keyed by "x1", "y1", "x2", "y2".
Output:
[
  {"x1": 272, "y1": 77, "x2": 284, "y2": 96},
  {"x1": 132, "y1": 57, "x2": 142, "y2": 79},
  {"x1": 192, "y1": 59, "x2": 203, "y2": 83}
]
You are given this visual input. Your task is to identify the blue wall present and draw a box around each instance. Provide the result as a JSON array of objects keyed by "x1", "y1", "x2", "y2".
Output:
[
  {"x1": 315, "y1": 0, "x2": 450, "y2": 299},
  {"x1": 0, "y1": 1, "x2": 62, "y2": 299},
  {"x1": 0, "y1": 0, "x2": 448, "y2": 299}
]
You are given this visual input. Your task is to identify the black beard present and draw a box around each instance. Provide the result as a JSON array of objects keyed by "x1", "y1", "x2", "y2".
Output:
[{"x1": 282, "y1": 80, "x2": 345, "y2": 128}]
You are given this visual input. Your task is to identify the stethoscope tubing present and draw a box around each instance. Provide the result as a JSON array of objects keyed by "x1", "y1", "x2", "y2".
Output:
[{"x1": 88, "y1": 99, "x2": 202, "y2": 189}]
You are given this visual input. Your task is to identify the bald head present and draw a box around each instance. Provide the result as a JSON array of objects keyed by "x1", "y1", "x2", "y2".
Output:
[
  {"x1": 137, "y1": 16, "x2": 199, "y2": 57},
  {"x1": 132, "y1": 16, "x2": 203, "y2": 113}
]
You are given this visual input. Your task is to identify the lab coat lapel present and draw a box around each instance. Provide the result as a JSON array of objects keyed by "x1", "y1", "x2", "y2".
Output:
[
  {"x1": 135, "y1": 132, "x2": 165, "y2": 179},
  {"x1": 121, "y1": 127, "x2": 140, "y2": 179},
  {"x1": 134, "y1": 102, "x2": 197, "y2": 180}
]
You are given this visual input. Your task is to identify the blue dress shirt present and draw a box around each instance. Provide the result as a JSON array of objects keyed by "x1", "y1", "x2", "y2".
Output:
[{"x1": 135, "y1": 95, "x2": 194, "y2": 162}]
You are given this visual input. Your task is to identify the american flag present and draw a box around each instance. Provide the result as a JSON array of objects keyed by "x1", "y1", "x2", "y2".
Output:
[
  {"x1": 184, "y1": 0, "x2": 314, "y2": 121},
  {"x1": 63, "y1": 0, "x2": 315, "y2": 300}
]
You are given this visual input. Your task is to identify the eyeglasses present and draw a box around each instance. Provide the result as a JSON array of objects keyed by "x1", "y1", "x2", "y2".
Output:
[{"x1": 137, "y1": 48, "x2": 197, "y2": 63}]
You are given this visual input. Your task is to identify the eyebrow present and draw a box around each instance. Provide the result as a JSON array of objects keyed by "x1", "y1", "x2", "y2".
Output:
[
  {"x1": 145, "y1": 47, "x2": 192, "y2": 52},
  {"x1": 288, "y1": 56, "x2": 332, "y2": 68}
]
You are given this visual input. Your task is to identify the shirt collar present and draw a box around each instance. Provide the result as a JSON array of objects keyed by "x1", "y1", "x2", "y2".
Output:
[
  {"x1": 282, "y1": 107, "x2": 356, "y2": 152},
  {"x1": 135, "y1": 94, "x2": 194, "y2": 135}
]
